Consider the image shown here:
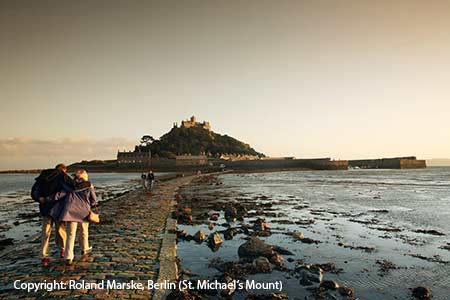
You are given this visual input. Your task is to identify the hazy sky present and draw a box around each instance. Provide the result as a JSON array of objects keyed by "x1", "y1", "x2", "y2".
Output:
[{"x1": 1, "y1": 0, "x2": 449, "y2": 169}]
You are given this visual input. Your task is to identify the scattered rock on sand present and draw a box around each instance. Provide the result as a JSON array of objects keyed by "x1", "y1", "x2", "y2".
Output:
[
  {"x1": 193, "y1": 230, "x2": 206, "y2": 243},
  {"x1": 224, "y1": 204, "x2": 238, "y2": 221},
  {"x1": 177, "y1": 230, "x2": 188, "y2": 240},
  {"x1": 238, "y1": 237, "x2": 274, "y2": 261},
  {"x1": 175, "y1": 207, "x2": 193, "y2": 224},
  {"x1": 245, "y1": 293, "x2": 288, "y2": 300},
  {"x1": 320, "y1": 280, "x2": 339, "y2": 290},
  {"x1": 290, "y1": 231, "x2": 305, "y2": 240},
  {"x1": 207, "y1": 232, "x2": 223, "y2": 248},
  {"x1": 272, "y1": 246, "x2": 294, "y2": 256},
  {"x1": 253, "y1": 218, "x2": 269, "y2": 232},
  {"x1": 254, "y1": 256, "x2": 272, "y2": 273},
  {"x1": 338, "y1": 286, "x2": 354, "y2": 296},
  {"x1": 338, "y1": 242, "x2": 375, "y2": 253},
  {"x1": 166, "y1": 288, "x2": 191, "y2": 300},
  {"x1": 288, "y1": 231, "x2": 321, "y2": 244},
  {"x1": 223, "y1": 228, "x2": 239, "y2": 240},
  {"x1": 414, "y1": 229, "x2": 445, "y2": 236},
  {"x1": 209, "y1": 213, "x2": 220, "y2": 221},
  {"x1": 439, "y1": 243, "x2": 450, "y2": 251},
  {"x1": 412, "y1": 286, "x2": 431, "y2": 299},
  {"x1": 219, "y1": 275, "x2": 236, "y2": 297},
  {"x1": 317, "y1": 263, "x2": 340, "y2": 273},
  {"x1": 269, "y1": 253, "x2": 284, "y2": 267},
  {"x1": 297, "y1": 265, "x2": 323, "y2": 286},
  {"x1": 376, "y1": 259, "x2": 398, "y2": 273},
  {"x1": 0, "y1": 238, "x2": 14, "y2": 250}
]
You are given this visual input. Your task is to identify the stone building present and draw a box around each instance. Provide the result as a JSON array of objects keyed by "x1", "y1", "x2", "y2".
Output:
[
  {"x1": 175, "y1": 155, "x2": 208, "y2": 166},
  {"x1": 117, "y1": 150, "x2": 151, "y2": 165},
  {"x1": 179, "y1": 116, "x2": 211, "y2": 131}
]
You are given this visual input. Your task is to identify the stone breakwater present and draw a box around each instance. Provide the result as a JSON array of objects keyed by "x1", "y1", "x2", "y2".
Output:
[{"x1": 0, "y1": 175, "x2": 194, "y2": 300}]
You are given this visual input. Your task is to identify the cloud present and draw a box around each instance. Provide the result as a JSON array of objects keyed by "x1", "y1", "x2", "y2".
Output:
[{"x1": 0, "y1": 137, "x2": 136, "y2": 170}]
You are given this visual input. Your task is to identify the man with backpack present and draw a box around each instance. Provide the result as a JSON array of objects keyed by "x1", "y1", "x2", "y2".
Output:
[{"x1": 31, "y1": 163, "x2": 75, "y2": 266}]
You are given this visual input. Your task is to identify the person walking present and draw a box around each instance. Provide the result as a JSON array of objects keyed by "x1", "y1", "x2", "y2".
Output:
[
  {"x1": 141, "y1": 172, "x2": 148, "y2": 190},
  {"x1": 50, "y1": 169, "x2": 97, "y2": 265},
  {"x1": 146, "y1": 170, "x2": 155, "y2": 191},
  {"x1": 31, "y1": 163, "x2": 74, "y2": 266}
]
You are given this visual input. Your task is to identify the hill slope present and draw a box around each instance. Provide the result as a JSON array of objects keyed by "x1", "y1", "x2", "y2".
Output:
[{"x1": 137, "y1": 125, "x2": 264, "y2": 158}]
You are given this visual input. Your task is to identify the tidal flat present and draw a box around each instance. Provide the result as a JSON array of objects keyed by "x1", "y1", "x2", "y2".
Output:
[{"x1": 174, "y1": 168, "x2": 450, "y2": 300}]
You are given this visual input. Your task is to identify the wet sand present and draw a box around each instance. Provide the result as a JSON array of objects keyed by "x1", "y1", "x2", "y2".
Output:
[{"x1": 173, "y1": 172, "x2": 450, "y2": 300}]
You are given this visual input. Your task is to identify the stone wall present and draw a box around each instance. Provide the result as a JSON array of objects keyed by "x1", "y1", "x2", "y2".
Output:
[
  {"x1": 348, "y1": 157, "x2": 426, "y2": 169},
  {"x1": 225, "y1": 158, "x2": 348, "y2": 170}
]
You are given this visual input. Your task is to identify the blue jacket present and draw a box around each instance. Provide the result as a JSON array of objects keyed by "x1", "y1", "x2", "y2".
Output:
[
  {"x1": 31, "y1": 169, "x2": 75, "y2": 216},
  {"x1": 50, "y1": 179, "x2": 97, "y2": 222}
]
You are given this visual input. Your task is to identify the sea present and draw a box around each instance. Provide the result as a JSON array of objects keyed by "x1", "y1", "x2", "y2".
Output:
[{"x1": 177, "y1": 167, "x2": 450, "y2": 300}]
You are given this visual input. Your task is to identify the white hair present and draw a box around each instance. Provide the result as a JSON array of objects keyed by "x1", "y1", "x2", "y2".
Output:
[{"x1": 76, "y1": 169, "x2": 88, "y2": 181}]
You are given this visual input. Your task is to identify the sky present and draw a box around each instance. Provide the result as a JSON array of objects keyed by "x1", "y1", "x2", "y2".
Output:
[{"x1": 1, "y1": 0, "x2": 450, "y2": 169}]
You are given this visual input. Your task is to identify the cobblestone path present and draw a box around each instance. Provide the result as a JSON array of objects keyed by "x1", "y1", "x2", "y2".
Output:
[{"x1": 0, "y1": 176, "x2": 193, "y2": 300}]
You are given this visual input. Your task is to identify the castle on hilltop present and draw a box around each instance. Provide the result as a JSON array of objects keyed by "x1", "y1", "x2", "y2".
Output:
[{"x1": 174, "y1": 116, "x2": 211, "y2": 131}]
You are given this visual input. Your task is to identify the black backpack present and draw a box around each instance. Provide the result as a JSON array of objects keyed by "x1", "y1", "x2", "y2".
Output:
[{"x1": 31, "y1": 169, "x2": 62, "y2": 201}]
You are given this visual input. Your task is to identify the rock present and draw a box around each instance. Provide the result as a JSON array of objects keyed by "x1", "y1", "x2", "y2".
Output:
[
  {"x1": 338, "y1": 286, "x2": 354, "y2": 296},
  {"x1": 220, "y1": 275, "x2": 236, "y2": 297},
  {"x1": 207, "y1": 232, "x2": 223, "y2": 248},
  {"x1": 209, "y1": 213, "x2": 220, "y2": 221},
  {"x1": 412, "y1": 286, "x2": 431, "y2": 299},
  {"x1": 254, "y1": 256, "x2": 272, "y2": 273},
  {"x1": 193, "y1": 230, "x2": 206, "y2": 243},
  {"x1": 298, "y1": 265, "x2": 323, "y2": 285},
  {"x1": 289, "y1": 231, "x2": 320, "y2": 244},
  {"x1": 299, "y1": 277, "x2": 313, "y2": 286},
  {"x1": 224, "y1": 205, "x2": 238, "y2": 221},
  {"x1": 238, "y1": 237, "x2": 274, "y2": 261},
  {"x1": 316, "y1": 263, "x2": 341, "y2": 274},
  {"x1": 223, "y1": 228, "x2": 239, "y2": 240},
  {"x1": 235, "y1": 203, "x2": 248, "y2": 219},
  {"x1": 298, "y1": 237, "x2": 321, "y2": 244},
  {"x1": 269, "y1": 253, "x2": 284, "y2": 267},
  {"x1": 253, "y1": 218, "x2": 269, "y2": 232},
  {"x1": 208, "y1": 223, "x2": 215, "y2": 230},
  {"x1": 176, "y1": 207, "x2": 193, "y2": 224},
  {"x1": 320, "y1": 280, "x2": 339, "y2": 290},
  {"x1": 414, "y1": 229, "x2": 445, "y2": 236},
  {"x1": 291, "y1": 231, "x2": 305, "y2": 240},
  {"x1": 213, "y1": 260, "x2": 249, "y2": 279},
  {"x1": 272, "y1": 245, "x2": 294, "y2": 256},
  {"x1": 166, "y1": 289, "x2": 191, "y2": 300},
  {"x1": 376, "y1": 259, "x2": 398, "y2": 273},
  {"x1": 245, "y1": 293, "x2": 288, "y2": 300},
  {"x1": 0, "y1": 238, "x2": 14, "y2": 247}
]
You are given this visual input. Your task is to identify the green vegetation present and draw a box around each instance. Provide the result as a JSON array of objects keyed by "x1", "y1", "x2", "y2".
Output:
[{"x1": 136, "y1": 125, "x2": 264, "y2": 158}]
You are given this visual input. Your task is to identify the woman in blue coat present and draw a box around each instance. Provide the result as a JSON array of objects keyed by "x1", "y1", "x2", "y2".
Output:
[{"x1": 51, "y1": 169, "x2": 97, "y2": 265}]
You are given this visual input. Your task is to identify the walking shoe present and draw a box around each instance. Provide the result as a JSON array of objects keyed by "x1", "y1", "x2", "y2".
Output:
[
  {"x1": 82, "y1": 246, "x2": 92, "y2": 256},
  {"x1": 41, "y1": 258, "x2": 50, "y2": 266},
  {"x1": 65, "y1": 259, "x2": 73, "y2": 265},
  {"x1": 60, "y1": 249, "x2": 65, "y2": 258}
]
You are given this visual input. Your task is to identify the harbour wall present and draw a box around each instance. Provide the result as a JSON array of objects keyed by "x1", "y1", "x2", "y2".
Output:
[
  {"x1": 225, "y1": 158, "x2": 348, "y2": 170},
  {"x1": 348, "y1": 156, "x2": 426, "y2": 169}
]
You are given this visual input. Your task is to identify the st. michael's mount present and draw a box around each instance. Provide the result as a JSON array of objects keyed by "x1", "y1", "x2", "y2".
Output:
[{"x1": 68, "y1": 116, "x2": 426, "y2": 172}]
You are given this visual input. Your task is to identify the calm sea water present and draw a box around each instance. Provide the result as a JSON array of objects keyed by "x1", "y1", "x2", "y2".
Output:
[
  {"x1": 178, "y1": 167, "x2": 450, "y2": 300},
  {"x1": 0, "y1": 172, "x2": 167, "y2": 244}
]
